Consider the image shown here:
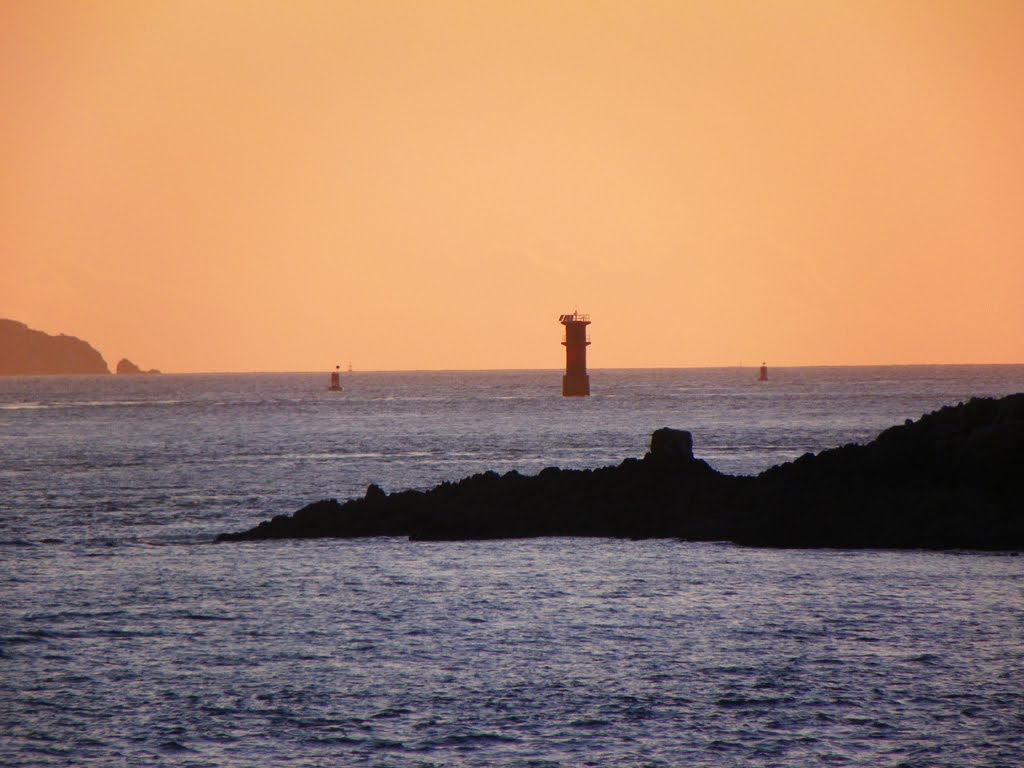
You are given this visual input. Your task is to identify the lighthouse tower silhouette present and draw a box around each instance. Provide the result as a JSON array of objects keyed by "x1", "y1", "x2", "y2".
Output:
[{"x1": 559, "y1": 310, "x2": 591, "y2": 396}]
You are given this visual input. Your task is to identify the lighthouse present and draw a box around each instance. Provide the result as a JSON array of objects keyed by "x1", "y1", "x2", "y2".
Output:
[{"x1": 559, "y1": 311, "x2": 591, "y2": 396}]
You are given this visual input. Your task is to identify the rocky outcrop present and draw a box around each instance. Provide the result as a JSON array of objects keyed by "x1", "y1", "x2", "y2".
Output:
[
  {"x1": 116, "y1": 358, "x2": 160, "y2": 375},
  {"x1": 218, "y1": 395, "x2": 1024, "y2": 550},
  {"x1": 0, "y1": 319, "x2": 109, "y2": 375}
]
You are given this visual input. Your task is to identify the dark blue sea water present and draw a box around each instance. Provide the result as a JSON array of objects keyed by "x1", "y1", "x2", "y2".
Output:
[{"x1": 2, "y1": 367, "x2": 1023, "y2": 766}]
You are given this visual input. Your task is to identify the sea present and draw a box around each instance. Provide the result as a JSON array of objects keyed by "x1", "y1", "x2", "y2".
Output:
[{"x1": 2, "y1": 366, "x2": 1022, "y2": 767}]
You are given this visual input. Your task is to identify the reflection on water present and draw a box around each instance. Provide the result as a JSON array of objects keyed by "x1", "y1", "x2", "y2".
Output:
[
  {"x1": 2, "y1": 367, "x2": 1022, "y2": 766},
  {"x1": 3, "y1": 539, "x2": 1022, "y2": 767}
]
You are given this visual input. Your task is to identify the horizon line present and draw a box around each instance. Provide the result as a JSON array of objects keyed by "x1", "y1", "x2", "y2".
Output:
[{"x1": 12, "y1": 361, "x2": 1021, "y2": 376}]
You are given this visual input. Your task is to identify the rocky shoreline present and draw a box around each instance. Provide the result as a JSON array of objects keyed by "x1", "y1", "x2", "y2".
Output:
[{"x1": 218, "y1": 394, "x2": 1024, "y2": 549}]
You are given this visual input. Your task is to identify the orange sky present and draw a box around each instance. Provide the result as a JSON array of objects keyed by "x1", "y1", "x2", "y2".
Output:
[{"x1": 2, "y1": 1, "x2": 1022, "y2": 372}]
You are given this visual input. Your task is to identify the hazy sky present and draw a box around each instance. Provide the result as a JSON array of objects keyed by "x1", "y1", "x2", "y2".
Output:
[{"x1": 3, "y1": 1, "x2": 1022, "y2": 372}]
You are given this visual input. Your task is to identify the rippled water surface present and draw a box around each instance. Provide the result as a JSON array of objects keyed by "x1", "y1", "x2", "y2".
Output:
[{"x1": 2, "y1": 367, "x2": 1023, "y2": 766}]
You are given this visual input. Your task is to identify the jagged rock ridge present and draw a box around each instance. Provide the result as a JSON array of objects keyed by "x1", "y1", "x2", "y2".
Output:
[{"x1": 218, "y1": 394, "x2": 1024, "y2": 550}]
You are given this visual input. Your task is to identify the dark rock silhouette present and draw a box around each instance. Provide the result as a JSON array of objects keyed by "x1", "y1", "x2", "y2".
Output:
[
  {"x1": 218, "y1": 394, "x2": 1024, "y2": 550},
  {"x1": 116, "y1": 358, "x2": 160, "y2": 375},
  {"x1": 0, "y1": 319, "x2": 109, "y2": 375}
]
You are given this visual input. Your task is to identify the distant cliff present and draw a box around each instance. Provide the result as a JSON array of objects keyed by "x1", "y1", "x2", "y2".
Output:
[{"x1": 0, "y1": 319, "x2": 109, "y2": 375}]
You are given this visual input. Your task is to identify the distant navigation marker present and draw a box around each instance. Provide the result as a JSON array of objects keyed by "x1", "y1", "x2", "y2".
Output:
[
  {"x1": 329, "y1": 365, "x2": 343, "y2": 391},
  {"x1": 559, "y1": 310, "x2": 591, "y2": 396},
  {"x1": 758, "y1": 362, "x2": 768, "y2": 382}
]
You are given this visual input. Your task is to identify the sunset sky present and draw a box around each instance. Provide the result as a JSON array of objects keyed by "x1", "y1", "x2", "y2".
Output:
[{"x1": 2, "y1": 1, "x2": 1022, "y2": 372}]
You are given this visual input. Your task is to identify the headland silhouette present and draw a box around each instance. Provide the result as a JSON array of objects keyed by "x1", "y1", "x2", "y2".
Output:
[{"x1": 0, "y1": 319, "x2": 109, "y2": 375}]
